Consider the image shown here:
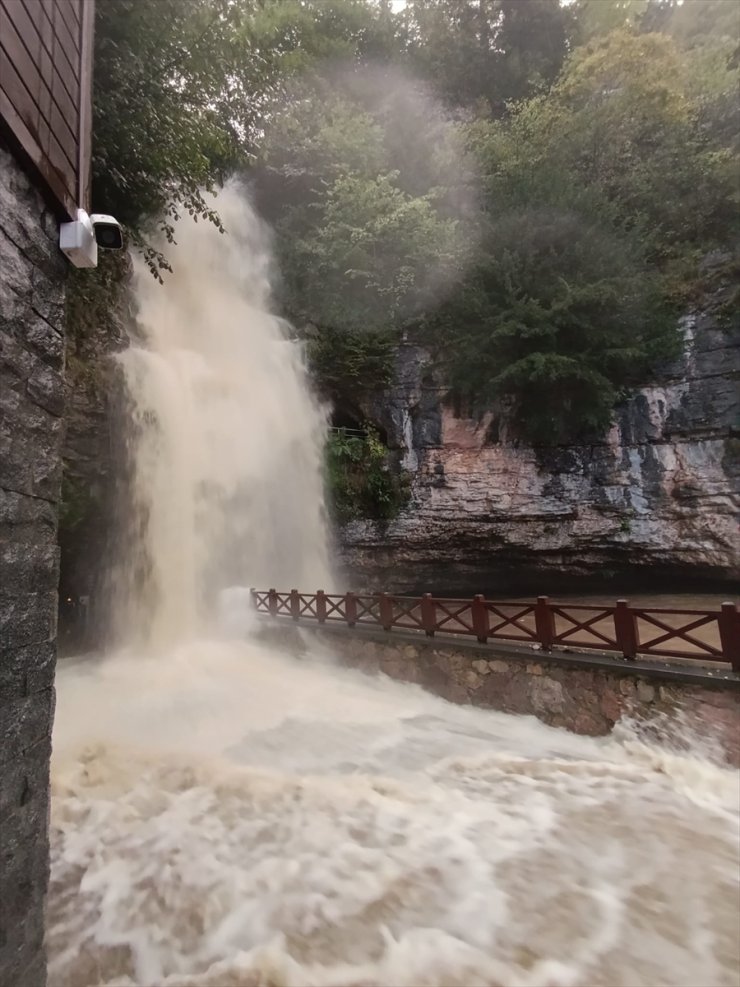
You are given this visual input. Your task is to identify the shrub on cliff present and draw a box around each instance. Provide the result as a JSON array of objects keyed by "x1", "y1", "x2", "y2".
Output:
[{"x1": 325, "y1": 428, "x2": 408, "y2": 523}]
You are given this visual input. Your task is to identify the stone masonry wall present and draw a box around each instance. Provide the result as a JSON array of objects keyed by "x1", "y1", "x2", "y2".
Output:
[
  {"x1": 0, "y1": 141, "x2": 67, "y2": 987},
  {"x1": 259, "y1": 622, "x2": 740, "y2": 767}
]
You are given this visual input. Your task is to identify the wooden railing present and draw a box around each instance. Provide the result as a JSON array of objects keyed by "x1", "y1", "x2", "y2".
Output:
[{"x1": 250, "y1": 589, "x2": 740, "y2": 671}]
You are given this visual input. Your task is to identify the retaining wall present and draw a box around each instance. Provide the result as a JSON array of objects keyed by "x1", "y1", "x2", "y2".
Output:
[{"x1": 1, "y1": 141, "x2": 67, "y2": 987}]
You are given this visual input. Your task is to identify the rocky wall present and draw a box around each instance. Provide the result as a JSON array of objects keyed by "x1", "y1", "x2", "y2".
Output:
[
  {"x1": 0, "y1": 141, "x2": 67, "y2": 987},
  {"x1": 259, "y1": 622, "x2": 740, "y2": 767},
  {"x1": 58, "y1": 254, "x2": 130, "y2": 653},
  {"x1": 341, "y1": 284, "x2": 740, "y2": 593}
]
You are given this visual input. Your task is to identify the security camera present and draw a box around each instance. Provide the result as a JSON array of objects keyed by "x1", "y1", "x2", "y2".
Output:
[
  {"x1": 60, "y1": 209, "x2": 124, "y2": 268},
  {"x1": 90, "y1": 214, "x2": 124, "y2": 250}
]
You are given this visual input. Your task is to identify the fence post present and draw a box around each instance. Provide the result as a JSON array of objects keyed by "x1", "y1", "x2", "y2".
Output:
[
  {"x1": 316, "y1": 590, "x2": 327, "y2": 624},
  {"x1": 718, "y1": 602, "x2": 740, "y2": 672},
  {"x1": 290, "y1": 589, "x2": 300, "y2": 621},
  {"x1": 421, "y1": 593, "x2": 436, "y2": 637},
  {"x1": 378, "y1": 592, "x2": 393, "y2": 631},
  {"x1": 249, "y1": 588, "x2": 257, "y2": 611},
  {"x1": 472, "y1": 594, "x2": 488, "y2": 644},
  {"x1": 614, "y1": 599, "x2": 639, "y2": 659},
  {"x1": 268, "y1": 588, "x2": 278, "y2": 618},
  {"x1": 345, "y1": 591, "x2": 357, "y2": 628},
  {"x1": 534, "y1": 596, "x2": 556, "y2": 652}
]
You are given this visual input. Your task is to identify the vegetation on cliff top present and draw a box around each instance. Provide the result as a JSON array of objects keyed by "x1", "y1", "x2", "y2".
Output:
[{"x1": 259, "y1": 6, "x2": 738, "y2": 443}]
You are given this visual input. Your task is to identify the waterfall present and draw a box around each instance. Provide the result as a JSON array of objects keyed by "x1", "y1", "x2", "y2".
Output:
[{"x1": 113, "y1": 186, "x2": 332, "y2": 646}]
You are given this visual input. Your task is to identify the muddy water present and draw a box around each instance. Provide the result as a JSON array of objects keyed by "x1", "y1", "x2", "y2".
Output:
[{"x1": 48, "y1": 637, "x2": 740, "y2": 987}]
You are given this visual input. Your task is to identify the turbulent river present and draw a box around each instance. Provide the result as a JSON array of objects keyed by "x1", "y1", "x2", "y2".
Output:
[
  {"x1": 49, "y1": 635, "x2": 740, "y2": 987},
  {"x1": 47, "y1": 188, "x2": 740, "y2": 987}
]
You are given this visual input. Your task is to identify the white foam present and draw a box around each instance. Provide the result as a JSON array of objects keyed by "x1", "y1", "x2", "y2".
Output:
[{"x1": 49, "y1": 639, "x2": 740, "y2": 987}]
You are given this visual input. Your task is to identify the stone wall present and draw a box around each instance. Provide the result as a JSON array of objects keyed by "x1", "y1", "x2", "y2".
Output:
[
  {"x1": 341, "y1": 283, "x2": 740, "y2": 592},
  {"x1": 0, "y1": 140, "x2": 67, "y2": 986},
  {"x1": 259, "y1": 622, "x2": 740, "y2": 767},
  {"x1": 58, "y1": 252, "x2": 131, "y2": 652}
]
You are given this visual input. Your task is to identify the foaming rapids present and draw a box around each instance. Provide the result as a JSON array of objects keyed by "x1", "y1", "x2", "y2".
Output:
[
  {"x1": 113, "y1": 186, "x2": 332, "y2": 646},
  {"x1": 50, "y1": 643, "x2": 740, "y2": 987},
  {"x1": 49, "y1": 188, "x2": 739, "y2": 987}
]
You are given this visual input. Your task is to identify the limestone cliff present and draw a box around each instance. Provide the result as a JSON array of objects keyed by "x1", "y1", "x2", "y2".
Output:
[{"x1": 340, "y1": 294, "x2": 740, "y2": 594}]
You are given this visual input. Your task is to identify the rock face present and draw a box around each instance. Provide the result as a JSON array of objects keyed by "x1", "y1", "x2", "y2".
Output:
[
  {"x1": 58, "y1": 257, "x2": 131, "y2": 651},
  {"x1": 340, "y1": 301, "x2": 740, "y2": 593},
  {"x1": 0, "y1": 141, "x2": 67, "y2": 987}
]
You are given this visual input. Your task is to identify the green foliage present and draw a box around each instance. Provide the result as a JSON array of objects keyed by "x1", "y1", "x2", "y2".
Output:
[
  {"x1": 432, "y1": 204, "x2": 676, "y2": 441},
  {"x1": 306, "y1": 327, "x2": 397, "y2": 404},
  {"x1": 260, "y1": 81, "x2": 469, "y2": 398},
  {"x1": 65, "y1": 250, "x2": 131, "y2": 359},
  {"x1": 325, "y1": 428, "x2": 408, "y2": 523},
  {"x1": 92, "y1": 0, "x2": 404, "y2": 276},
  {"x1": 400, "y1": 0, "x2": 573, "y2": 113},
  {"x1": 92, "y1": 0, "x2": 258, "y2": 275},
  {"x1": 244, "y1": 0, "x2": 399, "y2": 75},
  {"x1": 422, "y1": 25, "x2": 738, "y2": 442},
  {"x1": 525, "y1": 30, "x2": 740, "y2": 261},
  {"x1": 573, "y1": 0, "x2": 649, "y2": 41},
  {"x1": 280, "y1": 171, "x2": 463, "y2": 332},
  {"x1": 263, "y1": 95, "x2": 388, "y2": 185}
]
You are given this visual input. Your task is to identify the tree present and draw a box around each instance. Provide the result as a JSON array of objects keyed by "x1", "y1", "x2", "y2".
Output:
[
  {"x1": 507, "y1": 30, "x2": 739, "y2": 263},
  {"x1": 86, "y1": 0, "x2": 738, "y2": 450},
  {"x1": 92, "y1": 0, "x2": 270, "y2": 273},
  {"x1": 573, "y1": 0, "x2": 649, "y2": 41},
  {"x1": 258, "y1": 84, "x2": 469, "y2": 405},
  {"x1": 91, "y1": 0, "x2": 401, "y2": 274},
  {"x1": 325, "y1": 427, "x2": 407, "y2": 521},
  {"x1": 421, "y1": 24, "x2": 739, "y2": 442},
  {"x1": 430, "y1": 201, "x2": 673, "y2": 442},
  {"x1": 279, "y1": 170, "x2": 463, "y2": 333},
  {"x1": 400, "y1": 0, "x2": 573, "y2": 114}
]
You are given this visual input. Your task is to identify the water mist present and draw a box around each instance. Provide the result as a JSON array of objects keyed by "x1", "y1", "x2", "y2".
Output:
[{"x1": 113, "y1": 187, "x2": 332, "y2": 646}]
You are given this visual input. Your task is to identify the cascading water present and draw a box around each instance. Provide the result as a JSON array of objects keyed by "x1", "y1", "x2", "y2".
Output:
[
  {"x1": 113, "y1": 187, "x2": 332, "y2": 646},
  {"x1": 49, "y1": 188, "x2": 739, "y2": 987}
]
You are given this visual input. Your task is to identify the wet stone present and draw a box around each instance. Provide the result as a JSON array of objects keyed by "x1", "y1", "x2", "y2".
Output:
[{"x1": 636, "y1": 681, "x2": 656, "y2": 704}]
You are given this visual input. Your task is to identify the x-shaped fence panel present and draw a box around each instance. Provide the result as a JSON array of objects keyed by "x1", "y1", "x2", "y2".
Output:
[
  {"x1": 323, "y1": 595, "x2": 348, "y2": 621},
  {"x1": 486, "y1": 603, "x2": 538, "y2": 643},
  {"x1": 433, "y1": 600, "x2": 476, "y2": 636},
  {"x1": 355, "y1": 595, "x2": 381, "y2": 624},
  {"x1": 551, "y1": 606, "x2": 618, "y2": 651},
  {"x1": 298, "y1": 595, "x2": 318, "y2": 619},
  {"x1": 390, "y1": 597, "x2": 425, "y2": 631},
  {"x1": 634, "y1": 610, "x2": 723, "y2": 660}
]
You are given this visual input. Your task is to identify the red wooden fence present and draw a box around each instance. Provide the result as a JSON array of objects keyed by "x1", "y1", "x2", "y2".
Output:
[{"x1": 251, "y1": 588, "x2": 740, "y2": 671}]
